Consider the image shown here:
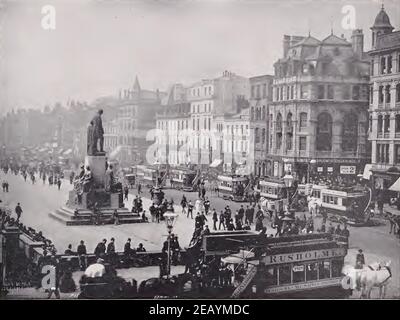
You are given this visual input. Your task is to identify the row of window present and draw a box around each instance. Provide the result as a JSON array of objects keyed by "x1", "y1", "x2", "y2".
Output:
[
  {"x1": 225, "y1": 124, "x2": 250, "y2": 135},
  {"x1": 274, "y1": 84, "x2": 363, "y2": 102},
  {"x1": 371, "y1": 54, "x2": 400, "y2": 76},
  {"x1": 376, "y1": 114, "x2": 400, "y2": 133},
  {"x1": 223, "y1": 140, "x2": 249, "y2": 153},
  {"x1": 274, "y1": 112, "x2": 359, "y2": 152},
  {"x1": 263, "y1": 259, "x2": 343, "y2": 287},
  {"x1": 251, "y1": 84, "x2": 268, "y2": 99},
  {"x1": 157, "y1": 120, "x2": 189, "y2": 131},
  {"x1": 375, "y1": 144, "x2": 400, "y2": 165},
  {"x1": 192, "y1": 117, "x2": 212, "y2": 131},
  {"x1": 191, "y1": 86, "x2": 213, "y2": 97},
  {"x1": 274, "y1": 112, "x2": 308, "y2": 131},
  {"x1": 275, "y1": 135, "x2": 307, "y2": 151},
  {"x1": 191, "y1": 102, "x2": 213, "y2": 114},
  {"x1": 376, "y1": 83, "x2": 400, "y2": 104},
  {"x1": 250, "y1": 106, "x2": 266, "y2": 121}
]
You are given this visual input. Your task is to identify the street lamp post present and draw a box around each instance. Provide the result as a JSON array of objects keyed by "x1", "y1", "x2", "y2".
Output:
[
  {"x1": 164, "y1": 212, "x2": 178, "y2": 277},
  {"x1": 307, "y1": 159, "x2": 316, "y2": 184},
  {"x1": 283, "y1": 172, "x2": 294, "y2": 210}
]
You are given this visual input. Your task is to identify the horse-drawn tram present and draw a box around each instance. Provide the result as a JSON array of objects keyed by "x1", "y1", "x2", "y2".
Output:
[
  {"x1": 256, "y1": 178, "x2": 307, "y2": 212},
  {"x1": 169, "y1": 167, "x2": 198, "y2": 191},
  {"x1": 217, "y1": 175, "x2": 249, "y2": 202},
  {"x1": 315, "y1": 186, "x2": 372, "y2": 226},
  {"x1": 192, "y1": 231, "x2": 350, "y2": 299},
  {"x1": 141, "y1": 166, "x2": 167, "y2": 188}
]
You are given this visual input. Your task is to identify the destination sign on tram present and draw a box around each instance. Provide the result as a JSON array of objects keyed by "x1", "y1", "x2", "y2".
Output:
[{"x1": 263, "y1": 248, "x2": 346, "y2": 265}]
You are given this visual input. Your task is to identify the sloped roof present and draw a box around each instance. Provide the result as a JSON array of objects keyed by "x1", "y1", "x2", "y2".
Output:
[
  {"x1": 321, "y1": 34, "x2": 351, "y2": 46},
  {"x1": 372, "y1": 6, "x2": 394, "y2": 30},
  {"x1": 292, "y1": 36, "x2": 321, "y2": 47}
]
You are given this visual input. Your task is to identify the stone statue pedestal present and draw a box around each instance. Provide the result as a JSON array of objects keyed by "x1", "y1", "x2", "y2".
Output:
[{"x1": 85, "y1": 154, "x2": 106, "y2": 188}]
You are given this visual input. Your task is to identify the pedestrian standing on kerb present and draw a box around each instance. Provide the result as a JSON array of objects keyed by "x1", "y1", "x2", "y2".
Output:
[
  {"x1": 124, "y1": 185, "x2": 129, "y2": 201},
  {"x1": 212, "y1": 208, "x2": 218, "y2": 231},
  {"x1": 15, "y1": 202, "x2": 23, "y2": 222}
]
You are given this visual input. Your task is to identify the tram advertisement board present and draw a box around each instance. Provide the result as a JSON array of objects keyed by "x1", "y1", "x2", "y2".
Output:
[
  {"x1": 264, "y1": 278, "x2": 342, "y2": 294},
  {"x1": 262, "y1": 247, "x2": 346, "y2": 265}
]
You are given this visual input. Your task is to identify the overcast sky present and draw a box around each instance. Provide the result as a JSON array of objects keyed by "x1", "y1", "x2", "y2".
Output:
[{"x1": 0, "y1": 0, "x2": 399, "y2": 115}]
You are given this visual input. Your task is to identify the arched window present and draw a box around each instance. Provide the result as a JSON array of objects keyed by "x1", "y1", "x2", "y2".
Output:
[
  {"x1": 377, "y1": 115, "x2": 383, "y2": 133},
  {"x1": 255, "y1": 127, "x2": 260, "y2": 144},
  {"x1": 276, "y1": 113, "x2": 283, "y2": 150},
  {"x1": 384, "y1": 115, "x2": 390, "y2": 132},
  {"x1": 316, "y1": 112, "x2": 332, "y2": 151},
  {"x1": 286, "y1": 112, "x2": 293, "y2": 128},
  {"x1": 262, "y1": 128, "x2": 266, "y2": 144},
  {"x1": 395, "y1": 115, "x2": 400, "y2": 133},
  {"x1": 276, "y1": 113, "x2": 282, "y2": 132},
  {"x1": 396, "y1": 83, "x2": 400, "y2": 102},
  {"x1": 385, "y1": 85, "x2": 391, "y2": 103},
  {"x1": 342, "y1": 113, "x2": 358, "y2": 151},
  {"x1": 251, "y1": 107, "x2": 255, "y2": 121}
]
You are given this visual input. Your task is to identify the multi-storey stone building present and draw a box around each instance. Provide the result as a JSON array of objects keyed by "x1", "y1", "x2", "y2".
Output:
[
  {"x1": 267, "y1": 31, "x2": 370, "y2": 182},
  {"x1": 368, "y1": 6, "x2": 400, "y2": 191},
  {"x1": 187, "y1": 71, "x2": 250, "y2": 166},
  {"x1": 249, "y1": 75, "x2": 273, "y2": 176},
  {"x1": 155, "y1": 84, "x2": 190, "y2": 165},
  {"x1": 105, "y1": 76, "x2": 166, "y2": 166}
]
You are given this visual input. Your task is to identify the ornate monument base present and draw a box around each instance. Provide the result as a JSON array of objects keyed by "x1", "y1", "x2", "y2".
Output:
[
  {"x1": 85, "y1": 154, "x2": 106, "y2": 188},
  {"x1": 49, "y1": 155, "x2": 145, "y2": 226}
]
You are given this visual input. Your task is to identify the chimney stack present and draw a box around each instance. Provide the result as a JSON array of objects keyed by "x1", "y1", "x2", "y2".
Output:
[
  {"x1": 283, "y1": 35, "x2": 290, "y2": 57},
  {"x1": 351, "y1": 29, "x2": 364, "y2": 59}
]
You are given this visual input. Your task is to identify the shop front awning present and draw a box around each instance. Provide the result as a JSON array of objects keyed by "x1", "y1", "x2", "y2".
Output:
[
  {"x1": 363, "y1": 164, "x2": 373, "y2": 180},
  {"x1": 210, "y1": 159, "x2": 223, "y2": 168},
  {"x1": 389, "y1": 177, "x2": 400, "y2": 192}
]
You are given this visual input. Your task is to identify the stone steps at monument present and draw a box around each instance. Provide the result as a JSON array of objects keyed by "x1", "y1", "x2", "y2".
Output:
[
  {"x1": 49, "y1": 206, "x2": 145, "y2": 226},
  {"x1": 53, "y1": 207, "x2": 139, "y2": 221}
]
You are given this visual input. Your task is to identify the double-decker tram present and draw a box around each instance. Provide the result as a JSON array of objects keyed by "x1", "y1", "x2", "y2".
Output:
[
  {"x1": 141, "y1": 166, "x2": 167, "y2": 188},
  {"x1": 217, "y1": 175, "x2": 249, "y2": 202},
  {"x1": 169, "y1": 167, "x2": 198, "y2": 191},
  {"x1": 256, "y1": 178, "x2": 307, "y2": 212},
  {"x1": 316, "y1": 186, "x2": 372, "y2": 226},
  {"x1": 198, "y1": 231, "x2": 350, "y2": 299}
]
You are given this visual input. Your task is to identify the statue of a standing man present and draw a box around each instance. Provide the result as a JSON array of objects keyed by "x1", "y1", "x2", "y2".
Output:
[{"x1": 91, "y1": 109, "x2": 105, "y2": 154}]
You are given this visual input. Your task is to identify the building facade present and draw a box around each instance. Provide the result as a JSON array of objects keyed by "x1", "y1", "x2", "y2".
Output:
[
  {"x1": 155, "y1": 84, "x2": 191, "y2": 165},
  {"x1": 267, "y1": 32, "x2": 370, "y2": 182},
  {"x1": 187, "y1": 70, "x2": 250, "y2": 166},
  {"x1": 249, "y1": 75, "x2": 273, "y2": 176},
  {"x1": 104, "y1": 76, "x2": 166, "y2": 166},
  {"x1": 368, "y1": 6, "x2": 400, "y2": 191}
]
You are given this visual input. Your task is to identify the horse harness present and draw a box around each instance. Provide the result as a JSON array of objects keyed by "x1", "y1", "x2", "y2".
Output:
[{"x1": 367, "y1": 265, "x2": 392, "y2": 284}]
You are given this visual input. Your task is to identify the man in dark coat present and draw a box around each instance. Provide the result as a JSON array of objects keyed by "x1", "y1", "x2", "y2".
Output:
[
  {"x1": 15, "y1": 202, "x2": 23, "y2": 222},
  {"x1": 94, "y1": 239, "x2": 107, "y2": 258},
  {"x1": 355, "y1": 249, "x2": 365, "y2": 269},
  {"x1": 77, "y1": 240, "x2": 87, "y2": 271},
  {"x1": 124, "y1": 238, "x2": 132, "y2": 256}
]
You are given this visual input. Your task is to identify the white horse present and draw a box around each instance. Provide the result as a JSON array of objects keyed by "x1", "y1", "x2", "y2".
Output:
[{"x1": 342, "y1": 261, "x2": 392, "y2": 299}]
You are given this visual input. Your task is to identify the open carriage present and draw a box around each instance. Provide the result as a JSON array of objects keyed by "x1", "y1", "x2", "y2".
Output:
[{"x1": 217, "y1": 175, "x2": 249, "y2": 202}]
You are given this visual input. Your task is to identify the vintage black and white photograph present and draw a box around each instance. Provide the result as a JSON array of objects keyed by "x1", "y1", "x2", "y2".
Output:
[{"x1": 0, "y1": 0, "x2": 399, "y2": 301}]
